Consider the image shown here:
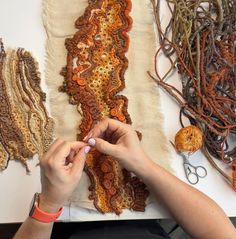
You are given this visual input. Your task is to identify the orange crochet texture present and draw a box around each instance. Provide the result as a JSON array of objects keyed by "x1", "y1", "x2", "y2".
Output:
[{"x1": 60, "y1": 0, "x2": 149, "y2": 214}]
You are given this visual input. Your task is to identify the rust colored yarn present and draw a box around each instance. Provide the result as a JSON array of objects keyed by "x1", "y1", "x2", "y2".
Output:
[
  {"x1": 233, "y1": 163, "x2": 236, "y2": 191},
  {"x1": 149, "y1": 0, "x2": 236, "y2": 188}
]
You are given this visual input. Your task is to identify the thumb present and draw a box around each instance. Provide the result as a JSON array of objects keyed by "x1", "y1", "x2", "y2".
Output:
[
  {"x1": 71, "y1": 146, "x2": 90, "y2": 176},
  {"x1": 88, "y1": 138, "x2": 118, "y2": 156}
]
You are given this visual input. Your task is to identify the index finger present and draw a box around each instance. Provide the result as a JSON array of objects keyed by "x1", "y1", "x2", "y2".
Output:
[
  {"x1": 53, "y1": 141, "x2": 87, "y2": 160},
  {"x1": 85, "y1": 118, "x2": 126, "y2": 140}
]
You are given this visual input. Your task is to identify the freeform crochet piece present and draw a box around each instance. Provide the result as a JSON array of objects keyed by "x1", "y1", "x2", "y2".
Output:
[
  {"x1": 61, "y1": 0, "x2": 149, "y2": 214},
  {"x1": 0, "y1": 39, "x2": 54, "y2": 171}
]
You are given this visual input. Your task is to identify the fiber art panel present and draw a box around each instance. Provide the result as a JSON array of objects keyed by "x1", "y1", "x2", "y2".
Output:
[
  {"x1": 60, "y1": 0, "x2": 148, "y2": 214},
  {"x1": 43, "y1": 0, "x2": 172, "y2": 214},
  {"x1": 0, "y1": 39, "x2": 54, "y2": 171}
]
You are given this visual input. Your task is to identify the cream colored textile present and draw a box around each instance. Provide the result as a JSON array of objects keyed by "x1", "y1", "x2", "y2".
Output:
[{"x1": 43, "y1": 0, "x2": 173, "y2": 210}]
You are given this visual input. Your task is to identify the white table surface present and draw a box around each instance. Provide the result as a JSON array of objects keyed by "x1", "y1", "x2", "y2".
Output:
[{"x1": 0, "y1": 0, "x2": 235, "y2": 224}]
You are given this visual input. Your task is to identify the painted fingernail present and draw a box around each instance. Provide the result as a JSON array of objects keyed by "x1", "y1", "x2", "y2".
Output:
[
  {"x1": 88, "y1": 138, "x2": 96, "y2": 147},
  {"x1": 84, "y1": 146, "x2": 91, "y2": 154}
]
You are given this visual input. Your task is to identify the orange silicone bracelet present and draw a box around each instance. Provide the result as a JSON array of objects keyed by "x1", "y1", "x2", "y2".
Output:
[{"x1": 31, "y1": 204, "x2": 63, "y2": 223}]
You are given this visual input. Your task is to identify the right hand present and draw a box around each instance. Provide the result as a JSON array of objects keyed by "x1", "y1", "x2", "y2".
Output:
[{"x1": 83, "y1": 118, "x2": 154, "y2": 174}]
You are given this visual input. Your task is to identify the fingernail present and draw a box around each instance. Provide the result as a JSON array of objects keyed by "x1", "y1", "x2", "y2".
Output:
[
  {"x1": 83, "y1": 135, "x2": 88, "y2": 141},
  {"x1": 88, "y1": 138, "x2": 96, "y2": 147},
  {"x1": 84, "y1": 146, "x2": 91, "y2": 154}
]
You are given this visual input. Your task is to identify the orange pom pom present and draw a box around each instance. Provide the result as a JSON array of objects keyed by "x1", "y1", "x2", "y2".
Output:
[{"x1": 175, "y1": 126, "x2": 203, "y2": 153}]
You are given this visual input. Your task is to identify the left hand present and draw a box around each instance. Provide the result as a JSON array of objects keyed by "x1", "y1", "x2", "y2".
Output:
[{"x1": 39, "y1": 139, "x2": 90, "y2": 213}]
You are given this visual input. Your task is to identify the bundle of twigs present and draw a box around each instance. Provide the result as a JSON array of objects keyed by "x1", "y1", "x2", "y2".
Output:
[{"x1": 149, "y1": 0, "x2": 236, "y2": 188}]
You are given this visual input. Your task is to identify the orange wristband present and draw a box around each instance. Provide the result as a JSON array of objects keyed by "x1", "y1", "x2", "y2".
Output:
[{"x1": 29, "y1": 193, "x2": 63, "y2": 223}]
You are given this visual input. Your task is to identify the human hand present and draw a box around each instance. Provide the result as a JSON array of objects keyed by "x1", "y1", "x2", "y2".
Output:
[
  {"x1": 39, "y1": 139, "x2": 91, "y2": 213},
  {"x1": 84, "y1": 118, "x2": 154, "y2": 175}
]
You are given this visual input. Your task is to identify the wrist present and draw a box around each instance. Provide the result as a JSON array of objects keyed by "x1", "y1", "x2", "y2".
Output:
[
  {"x1": 134, "y1": 155, "x2": 157, "y2": 180},
  {"x1": 141, "y1": 162, "x2": 168, "y2": 187},
  {"x1": 39, "y1": 194, "x2": 63, "y2": 214}
]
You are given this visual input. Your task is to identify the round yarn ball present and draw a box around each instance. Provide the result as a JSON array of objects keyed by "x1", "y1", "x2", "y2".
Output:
[{"x1": 175, "y1": 126, "x2": 203, "y2": 153}]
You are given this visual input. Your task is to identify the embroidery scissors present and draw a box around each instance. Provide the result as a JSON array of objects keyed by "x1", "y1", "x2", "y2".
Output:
[{"x1": 170, "y1": 141, "x2": 207, "y2": 185}]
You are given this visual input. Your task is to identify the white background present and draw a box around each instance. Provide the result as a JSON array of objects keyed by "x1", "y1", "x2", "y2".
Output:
[{"x1": 0, "y1": 0, "x2": 235, "y2": 223}]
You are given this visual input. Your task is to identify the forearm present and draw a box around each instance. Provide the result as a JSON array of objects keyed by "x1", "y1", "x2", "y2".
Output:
[
  {"x1": 14, "y1": 140, "x2": 88, "y2": 239},
  {"x1": 14, "y1": 196, "x2": 60, "y2": 239},
  {"x1": 137, "y1": 159, "x2": 236, "y2": 239},
  {"x1": 13, "y1": 217, "x2": 53, "y2": 239}
]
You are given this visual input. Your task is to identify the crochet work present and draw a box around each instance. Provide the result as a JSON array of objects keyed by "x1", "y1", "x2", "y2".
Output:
[
  {"x1": 0, "y1": 39, "x2": 54, "y2": 171},
  {"x1": 61, "y1": 0, "x2": 149, "y2": 214}
]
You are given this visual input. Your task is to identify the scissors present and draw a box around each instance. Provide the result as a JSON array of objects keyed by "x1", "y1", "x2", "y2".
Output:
[{"x1": 170, "y1": 141, "x2": 207, "y2": 185}]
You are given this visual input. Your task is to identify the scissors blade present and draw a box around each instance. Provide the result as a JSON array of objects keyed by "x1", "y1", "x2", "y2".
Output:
[
  {"x1": 170, "y1": 141, "x2": 189, "y2": 161},
  {"x1": 170, "y1": 141, "x2": 177, "y2": 152}
]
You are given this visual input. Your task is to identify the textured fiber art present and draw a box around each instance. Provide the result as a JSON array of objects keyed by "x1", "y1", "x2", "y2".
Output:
[
  {"x1": 0, "y1": 39, "x2": 54, "y2": 171},
  {"x1": 150, "y1": 0, "x2": 236, "y2": 190},
  {"x1": 60, "y1": 0, "x2": 149, "y2": 214},
  {"x1": 43, "y1": 0, "x2": 172, "y2": 214}
]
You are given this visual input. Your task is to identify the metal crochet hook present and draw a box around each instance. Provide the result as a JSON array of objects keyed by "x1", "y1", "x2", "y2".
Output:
[{"x1": 170, "y1": 141, "x2": 207, "y2": 185}]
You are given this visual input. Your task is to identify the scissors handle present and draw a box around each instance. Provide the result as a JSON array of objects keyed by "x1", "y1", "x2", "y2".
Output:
[
  {"x1": 184, "y1": 164, "x2": 199, "y2": 185},
  {"x1": 195, "y1": 166, "x2": 207, "y2": 178}
]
